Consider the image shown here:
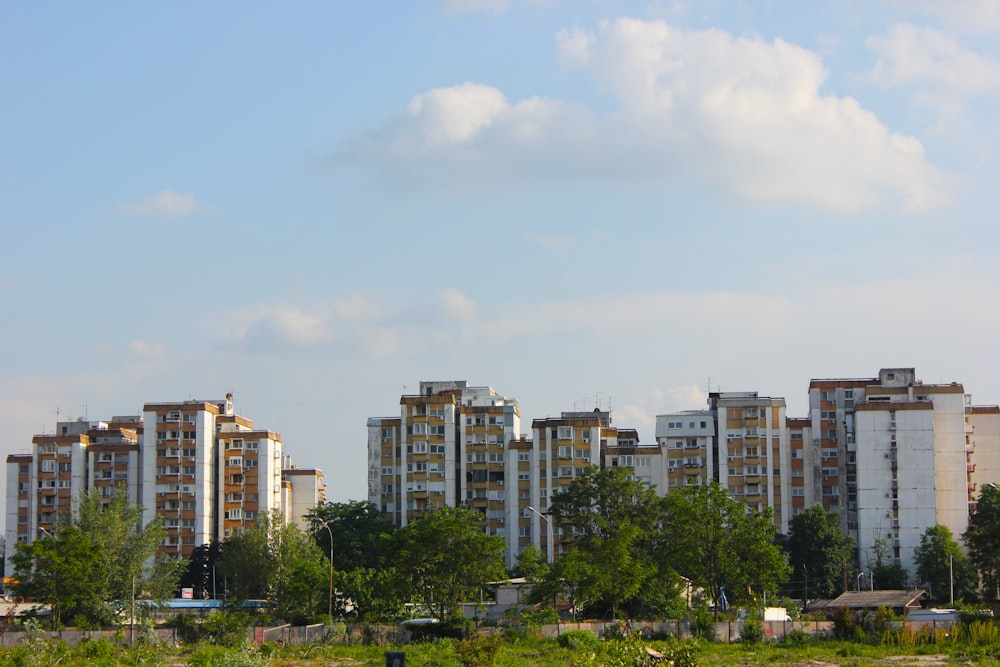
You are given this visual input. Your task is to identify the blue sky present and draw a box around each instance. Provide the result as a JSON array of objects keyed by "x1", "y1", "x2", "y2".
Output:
[{"x1": 3, "y1": 1, "x2": 999, "y2": 509}]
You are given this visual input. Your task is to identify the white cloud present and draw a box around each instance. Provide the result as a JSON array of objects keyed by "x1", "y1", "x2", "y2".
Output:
[
  {"x1": 868, "y1": 24, "x2": 1000, "y2": 95},
  {"x1": 231, "y1": 306, "x2": 335, "y2": 349},
  {"x1": 890, "y1": 0, "x2": 1000, "y2": 34},
  {"x1": 129, "y1": 340, "x2": 167, "y2": 359},
  {"x1": 440, "y1": 0, "x2": 547, "y2": 13},
  {"x1": 118, "y1": 190, "x2": 214, "y2": 217},
  {"x1": 340, "y1": 18, "x2": 946, "y2": 211},
  {"x1": 438, "y1": 288, "x2": 477, "y2": 321}
]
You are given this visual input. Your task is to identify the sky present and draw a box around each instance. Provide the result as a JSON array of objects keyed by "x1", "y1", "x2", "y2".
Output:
[{"x1": 2, "y1": 1, "x2": 1000, "y2": 512}]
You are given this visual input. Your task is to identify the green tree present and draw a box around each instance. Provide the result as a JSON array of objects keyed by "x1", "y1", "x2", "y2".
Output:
[
  {"x1": 217, "y1": 510, "x2": 327, "y2": 624},
  {"x1": 306, "y1": 501, "x2": 404, "y2": 621},
  {"x1": 179, "y1": 542, "x2": 223, "y2": 599},
  {"x1": 660, "y1": 481, "x2": 789, "y2": 609},
  {"x1": 511, "y1": 544, "x2": 549, "y2": 581},
  {"x1": 782, "y1": 506, "x2": 849, "y2": 599},
  {"x1": 965, "y1": 484, "x2": 1000, "y2": 599},
  {"x1": 306, "y1": 500, "x2": 398, "y2": 572},
  {"x1": 11, "y1": 488, "x2": 176, "y2": 628},
  {"x1": 546, "y1": 466, "x2": 681, "y2": 619},
  {"x1": 395, "y1": 506, "x2": 506, "y2": 622},
  {"x1": 867, "y1": 535, "x2": 908, "y2": 590},
  {"x1": 915, "y1": 524, "x2": 978, "y2": 603}
]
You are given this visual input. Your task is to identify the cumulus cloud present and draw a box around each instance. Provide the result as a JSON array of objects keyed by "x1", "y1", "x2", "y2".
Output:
[
  {"x1": 889, "y1": 0, "x2": 1000, "y2": 34},
  {"x1": 868, "y1": 24, "x2": 1000, "y2": 95},
  {"x1": 438, "y1": 288, "x2": 477, "y2": 321},
  {"x1": 230, "y1": 306, "x2": 335, "y2": 349},
  {"x1": 118, "y1": 190, "x2": 214, "y2": 217},
  {"x1": 339, "y1": 18, "x2": 945, "y2": 211},
  {"x1": 129, "y1": 340, "x2": 167, "y2": 358},
  {"x1": 220, "y1": 290, "x2": 478, "y2": 358}
]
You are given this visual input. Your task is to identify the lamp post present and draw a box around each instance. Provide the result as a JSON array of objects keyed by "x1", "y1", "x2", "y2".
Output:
[
  {"x1": 857, "y1": 572, "x2": 865, "y2": 592},
  {"x1": 526, "y1": 506, "x2": 554, "y2": 564},
  {"x1": 314, "y1": 519, "x2": 335, "y2": 620}
]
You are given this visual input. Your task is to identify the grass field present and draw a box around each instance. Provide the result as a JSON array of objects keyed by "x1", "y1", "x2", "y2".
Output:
[{"x1": 5, "y1": 630, "x2": 1000, "y2": 667}]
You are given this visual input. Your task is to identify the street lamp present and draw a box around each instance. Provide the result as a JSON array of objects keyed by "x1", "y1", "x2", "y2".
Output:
[
  {"x1": 526, "y1": 506, "x2": 554, "y2": 565},
  {"x1": 857, "y1": 572, "x2": 865, "y2": 592},
  {"x1": 313, "y1": 519, "x2": 335, "y2": 620}
]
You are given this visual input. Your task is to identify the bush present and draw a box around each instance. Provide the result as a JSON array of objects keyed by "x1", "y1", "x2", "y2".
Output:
[
  {"x1": 691, "y1": 606, "x2": 716, "y2": 641},
  {"x1": 557, "y1": 629, "x2": 600, "y2": 650},
  {"x1": 455, "y1": 633, "x2": 503, "y2": 667},
  {"x1": 201, "y1": 610, "x2": 251, "y2": 647},
  {"x1": 78, "y1": 637, "x2": 117, "y2": 659},
  {"x1": 740, "y1": 617, "x2": 763, "y2": 644},
  {"x1": 832, "y1": 607, "x2": 860, "y2": 640},
  {"x1": 165, "y1": 611, "x2": 202, "y2": 643}
]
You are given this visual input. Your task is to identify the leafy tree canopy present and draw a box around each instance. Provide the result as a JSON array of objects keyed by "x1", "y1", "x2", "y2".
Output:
[
  {"x1": 915, "y1": 524, "x2": 978, "y2": 603},
  {"x1": 306, "y1": 500, "x2": 398, "y2": 572},
  {"x1": 216, "y1": 510, "x2": 328, "y2": 624},
  {"x1": 660, "y1": 481, "x2": 790, "y2": 608},
  {"x1": 395, "y1": 506, "x2": 506, "y2": 622},
  {"x1": 965, "y1": 484, "x2": 1000, "y2": 599},
  {"x1": 782, "y1": 506, "x2": 850, "y2": 599},
  {"x1": 12, "y1": 488, "x2": 178, "y2": 628},
  {"x1": 546, "y1": 466, "x2": 680, "y2": 619}
]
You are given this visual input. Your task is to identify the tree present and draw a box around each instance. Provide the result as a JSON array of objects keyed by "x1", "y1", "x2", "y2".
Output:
[
  {"x1": 965, "y1": 484, "x2": 1000, "y2": 599},
  {"x1": 305, "y1": 501, "x2": 405, "y2": 621},
  {"x1": 782, "y1": 506, "x2": 849, "y2": 599},
  {"x1": 511, "y1": 544, "x2": 549, "y2": 582},
  {"x1": 660, "y1": 481, "x2": 789, "y2": 609},
  {"x1": 914, "y1": 524, "x2": 978, "y2": 603},
  {"x1": 546, "y1": 467, "x2": 681, "y2": 619},
  {"x1": 867, "y1": 534, "x2": 908, "y2": 590},
  {"x1": 395, "y1": 506, "x2": 506, "y2": 622},
  {"x1": 217, "y1": 510, "x2": 328, "y2": 624},
  {"x1": 11, "y1": 488, "x2": 176, "y2": 628},
  {"x1": 306, "y1": 500, "x2": 398, "y2": 572},
  {"x1": 179, "y1": 542, "x2": 223, "y2": 599}
]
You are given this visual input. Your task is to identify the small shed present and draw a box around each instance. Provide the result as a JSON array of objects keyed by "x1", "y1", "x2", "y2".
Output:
[{"x1": 818, "y1": 589, "x2": 928, "y2": 617}]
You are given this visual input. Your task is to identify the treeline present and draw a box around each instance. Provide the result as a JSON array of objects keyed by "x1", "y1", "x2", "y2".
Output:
[{"x1": 11, "y1": 474, "x2": 1000, "y2": 629}]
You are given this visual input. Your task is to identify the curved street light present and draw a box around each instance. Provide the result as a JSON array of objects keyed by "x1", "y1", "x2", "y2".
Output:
[
  {"x1": 313, "y1": 519, "x2": 335, "y2": 620},
  {"x1": 526, "y1": 506, "x2": 554, "y2": 565}
]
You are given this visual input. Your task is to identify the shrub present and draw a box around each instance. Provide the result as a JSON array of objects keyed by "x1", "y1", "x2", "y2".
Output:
[
  {"x1": 691, "y1": 606, "x2": 716, "y2": 641},
  {"x1": 558, "y1": 629, "x2": 600, "y2": 650},
  {"x1": 832, "y1": 607, "x2": 860, "y2": 640},
  {"x1": 78, "y1": 636, "x2": 117, "y2": 659},
  {"x1": 201, "y1": 610, "x2": 251, "y2": 647},
  {"x1": 455, "y1": 633, "x2": 503, "y2": 667},
  {"x1": 740, "y1": 617, "x2": 763, "y2": 644}
]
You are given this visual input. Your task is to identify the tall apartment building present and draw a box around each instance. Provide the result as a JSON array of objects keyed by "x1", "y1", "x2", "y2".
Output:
[
  {"x1": 366, "y1": 371, "x2": 1000, "y2": 581},
  {"x1": 368, "y1": 381, "x2": 521, "y2": 564},
  {"x1": 6, "y1": 394, "x2": 322, "y2": 574},
  {"x1": 368, "y1": 383, "x2": 653, "y2": 567},
  {"x1": 655, "y1": 392, "x2": 789, "y2": 530},
  {"x1": 802, "y1": 368, "x2": 1000, "y2": 578},
  {"x1": 528, "y1": 410, "x2": 617, "y2": 562},
  {"x1": 655, "y1": 410, "x2": 714, "y2": 494},
  {"x1": 282, "y1": 465, "x2": 328, "y2": 531}
]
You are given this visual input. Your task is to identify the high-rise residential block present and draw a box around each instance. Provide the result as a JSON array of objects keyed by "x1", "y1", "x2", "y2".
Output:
[{"x1": 5, "y1": 393, "x2": 320, "y2": 574}]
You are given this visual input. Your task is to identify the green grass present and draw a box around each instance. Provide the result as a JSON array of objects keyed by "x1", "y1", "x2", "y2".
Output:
[{"x1": 6, "y1": 627, "x2": 1000, "y2": 666}]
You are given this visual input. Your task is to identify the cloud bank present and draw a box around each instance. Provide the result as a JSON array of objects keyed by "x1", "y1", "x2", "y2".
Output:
[
  {"x1": 119, "y1": 191, "x2": 214, "y2": 217},
  {"x1": 339, "y1": 18, "x2": 947, "y2": 211}
]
